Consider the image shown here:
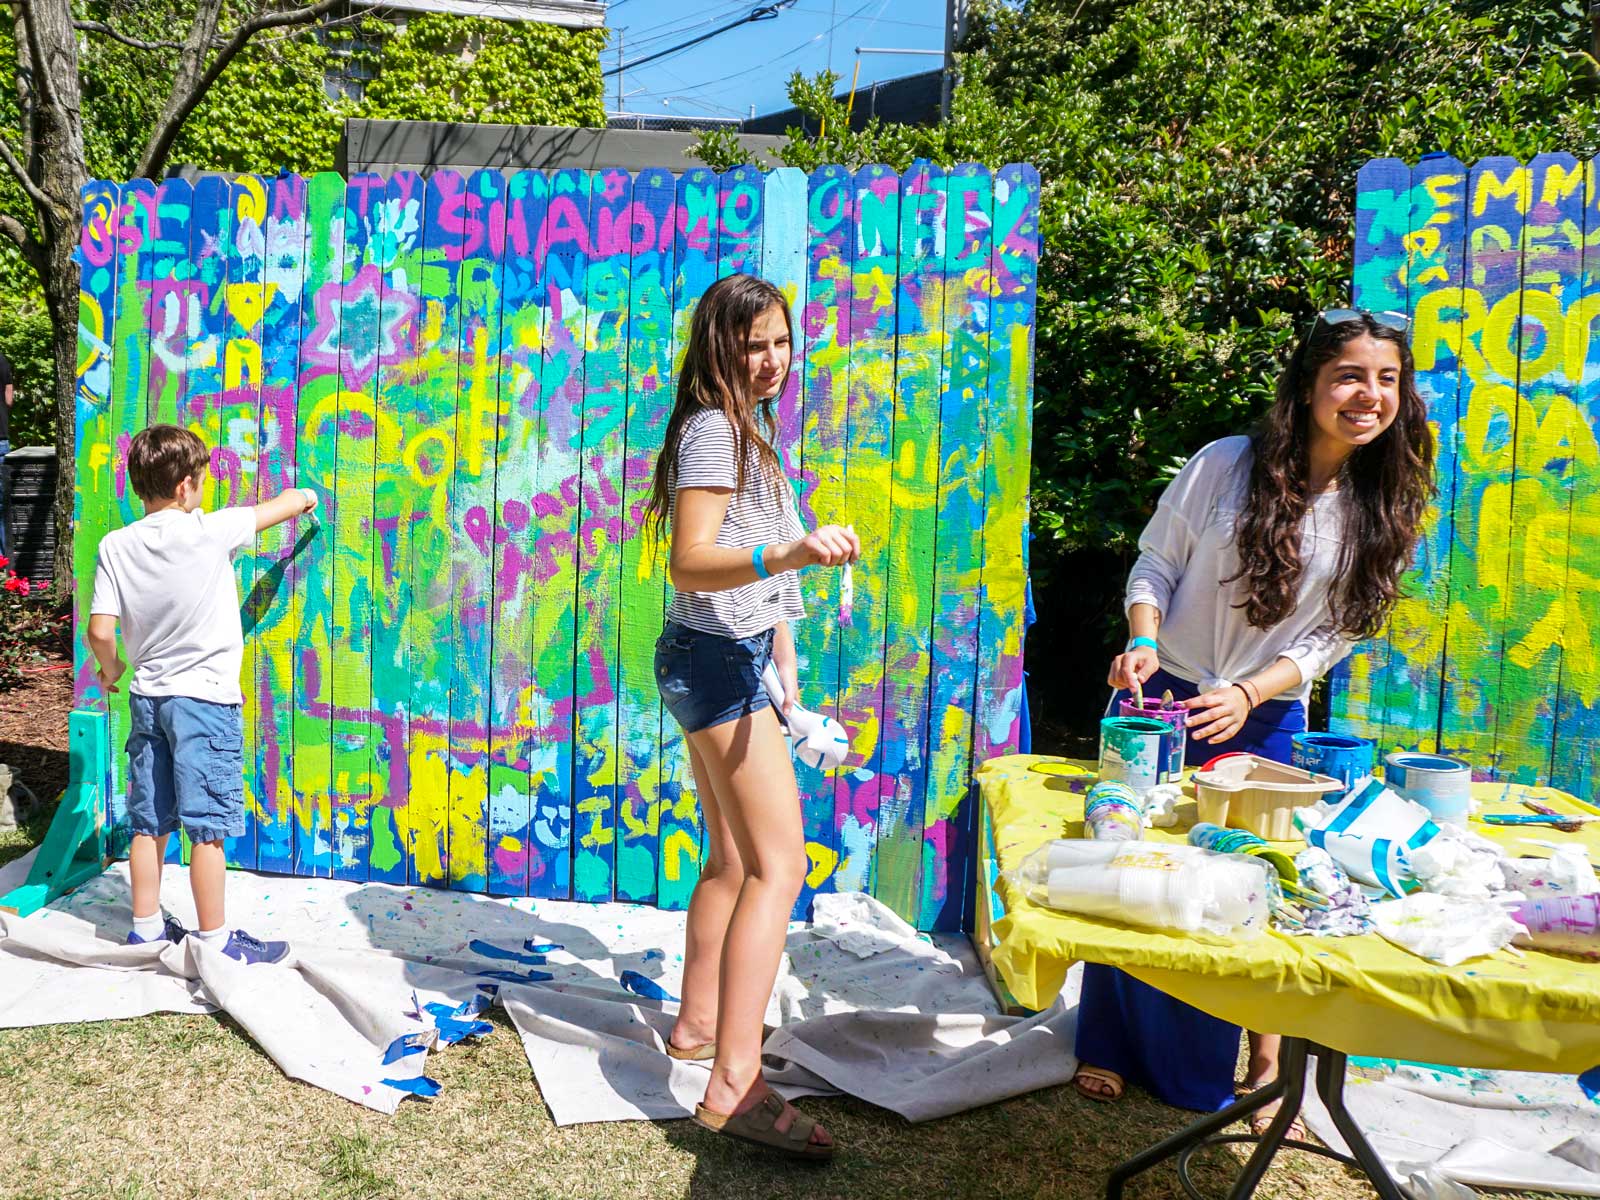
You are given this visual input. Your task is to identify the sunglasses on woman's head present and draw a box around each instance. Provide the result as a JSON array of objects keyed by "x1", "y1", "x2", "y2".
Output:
[{"x1": 1313, "y1": 307, "x2": 1410, "y2": 335}]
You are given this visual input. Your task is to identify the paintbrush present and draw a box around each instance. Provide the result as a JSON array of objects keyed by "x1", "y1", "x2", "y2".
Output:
[
  {"x1": 1483, "y1": 813, "x2": 1594, "y2": 831},
  {"x1": 1520, "y1": 800, "x2": 1594, "y2": 833}
]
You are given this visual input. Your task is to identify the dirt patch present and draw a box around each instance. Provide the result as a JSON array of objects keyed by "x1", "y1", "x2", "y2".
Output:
[{"x1": 0, "y1": 644, "x2": 72, "y2": 805}]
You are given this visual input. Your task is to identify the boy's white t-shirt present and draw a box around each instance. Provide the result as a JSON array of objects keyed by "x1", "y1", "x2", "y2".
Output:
[{"x1": 90, "y1": 507, "x2": 256, "y2": 704}]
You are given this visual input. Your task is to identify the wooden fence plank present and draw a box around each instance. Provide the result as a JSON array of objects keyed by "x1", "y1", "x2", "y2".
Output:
[
  {"x1": 920, "y1": 164, "x2": 993, "y2": 932},
  {"x1": 795, "y1": 165, "x2": 852, "y2": 908},
  {"x1": 1551, "y1": 159, "x2": 1600, "y2": 799},
  {"x1": 834, "y1": 164, "x2": 898, "y2": 895},
  {"x1": 486, "y1": 170, "x2": 548, "y2": 896},
  {"x1": 445, "y1": 168, "x2": 507, "y2": 894},
  {"x1": 146, "y1": 178, "x2": 192, "y2": 429},
  {"x1": 656, "y1": 167, "x2": 720, "y2": 911},
  {"x1": 254, "y1": 174, "x2": 309, "y2": 877},
  {"x1": 527, "y1": 168, "x2": 591, "y2": 900},
  {"x1": 615, "y1": 167, "x2": 677, "y2": 905},
  {"x1": 290, "y1": 172, "x2": 347, "y2": 878},
  {"x1": 572, "y1": 168, "x2": 631, "y2": 902},
  {"x1": 874, "y1": 161, "x2": 945, "y2": 922},
  {"x1": 1437, "y1": 158, "x2": 1531, "y2": 772},
  {"x1": 369, "y1": 170, "x2": 428, "y2": 888},
  {"x1": 222, "y1": 175, "x2": 268, "y2": 870}
]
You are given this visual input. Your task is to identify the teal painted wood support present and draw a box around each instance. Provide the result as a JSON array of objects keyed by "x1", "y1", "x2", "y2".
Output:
[{"x1": 0, "y1": 710, "x2": 110, "y2": 917}]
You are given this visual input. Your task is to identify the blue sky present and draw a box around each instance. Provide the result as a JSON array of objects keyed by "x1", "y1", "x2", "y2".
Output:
[{"x1": 600, "y1": 1, "x2": 946, "y2": 121}]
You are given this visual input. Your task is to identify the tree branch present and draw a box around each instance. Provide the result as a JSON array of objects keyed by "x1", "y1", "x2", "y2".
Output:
[
  {"x1": 0, "y1": 130, "x2": 57, "y2": 214},
  {"x1": 136, "y1": 0, "x2": 351, "y2": 180},
  {"x1": 73, "y1": 19, "x2": 186, "y2": 52},
  {"x1": 13, "y1": 6, "x2": 35, "y2": 173},
  {"x1": 0, "y1": 212, "x2": 44, "y2": 273}
]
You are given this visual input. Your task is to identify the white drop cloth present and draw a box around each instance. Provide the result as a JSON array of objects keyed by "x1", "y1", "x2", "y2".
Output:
[{"x1": 0, "y1": 851, "x2": 1078, "y2": 1122}]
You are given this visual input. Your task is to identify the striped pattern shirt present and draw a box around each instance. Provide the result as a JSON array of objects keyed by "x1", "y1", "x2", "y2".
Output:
[{"x1": 666, "y1": 408, "x2": 805, "y2": 638}]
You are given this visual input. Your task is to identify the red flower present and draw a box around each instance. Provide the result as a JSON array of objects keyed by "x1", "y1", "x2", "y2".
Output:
[
  {"x1": 0, "y1": 555, "x2": 9, "y2": 569},
  {"x1": 17, "y1": 578, "x2": 30, "y2": 595},
  {"x1": 2, "y1": 577, "x2": 19, "y2": 593}
]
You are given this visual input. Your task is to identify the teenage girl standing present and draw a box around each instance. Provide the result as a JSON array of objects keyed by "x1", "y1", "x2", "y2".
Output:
[
  {"x1": 1072, "y1": 311, "x2": 1434, "y2": 1134},
  {"x1": 646, "y1": 273, "x2": 859, "y2": 1161}
]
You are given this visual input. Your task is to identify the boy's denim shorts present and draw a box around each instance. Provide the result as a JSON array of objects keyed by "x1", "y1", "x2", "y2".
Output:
[
  {"x1": 125, "y1": 693, "x2": 246, "y2": 844},
  {"x1": 655, "y1": 620, "x2": 774, "y2": 734}
]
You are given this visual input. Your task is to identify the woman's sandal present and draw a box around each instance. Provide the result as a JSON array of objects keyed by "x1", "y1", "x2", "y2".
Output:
[
  {"x1": 1072, "y1": 1065, "x2": 1125, "y2": 1102},
  {"x1": 694, "y1": 1092, "x2": 835, "y2": 1162},
  {"x1": 665, "y1": 1025, "x2": 778, "y2": 1062},
  {"x1": 1247, "y1": 1100, "x2": 1306, "y2": 1143}
]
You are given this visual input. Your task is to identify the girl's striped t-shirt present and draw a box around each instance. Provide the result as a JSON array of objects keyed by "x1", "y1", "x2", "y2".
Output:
[{"x1": 666, "y1": 407, "x2": 805, "y2": 638}]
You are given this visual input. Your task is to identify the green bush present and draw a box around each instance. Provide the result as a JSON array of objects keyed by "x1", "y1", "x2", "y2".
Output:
[
  {"x1": 0, "y1": 306, "x2": 57, "y2": 450},
  {"x1": 697, "y1": 0, "x2": 1600, "y2": 736}
]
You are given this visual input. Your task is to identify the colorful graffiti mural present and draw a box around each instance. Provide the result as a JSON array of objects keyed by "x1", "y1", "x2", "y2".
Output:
[
  {"x1": 72, "y1": 164, "x2": 1040, "y2": 932},
  {"x1": 1332, "y1": 153, "x2": 1600, "y2": 799}
]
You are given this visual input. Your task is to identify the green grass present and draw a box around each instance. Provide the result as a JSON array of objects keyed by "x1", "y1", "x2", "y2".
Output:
[{"x1": 0, "y1": 1002, "x2": 1555, "y2": 1200}]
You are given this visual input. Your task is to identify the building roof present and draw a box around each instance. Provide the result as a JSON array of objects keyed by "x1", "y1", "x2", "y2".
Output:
[{"x1": 351, "y1": 0, "x2": 605, "y2": 28}]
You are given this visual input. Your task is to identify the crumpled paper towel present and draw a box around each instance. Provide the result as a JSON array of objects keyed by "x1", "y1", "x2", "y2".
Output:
[
  {"x1": 1409, "y1": 828, "x2": 1508, "y2": 900},
  {"x1": 810, "y1": 892, "x2": 951, "y2": 963},
  {"x1": 1370, "y1": 893, "x2": 1528, "y2": 966}
]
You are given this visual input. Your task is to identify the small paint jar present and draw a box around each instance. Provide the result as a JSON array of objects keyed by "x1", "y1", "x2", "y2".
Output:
[{"x1": 1119, "y1": 697, "x2": 1187, "y2": 778}]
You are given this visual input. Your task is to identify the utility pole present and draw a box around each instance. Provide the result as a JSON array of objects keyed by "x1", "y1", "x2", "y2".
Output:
[
  {"x1": 615, "y1": 29, "x2": 623, "y2": 113},
  {"x1": 941, "y1": 0, "x2": 967, "y2": 122}
]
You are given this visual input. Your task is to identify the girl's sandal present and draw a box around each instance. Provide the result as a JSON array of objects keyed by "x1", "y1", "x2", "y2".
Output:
[
  {"x1": 1073, "y1": 1065, "x2": 1125, "y2": 1102},
  {"x1": 694, "y1": 1092, "x2": 835, "y2": 1163},
  {"x1": 665, "y1": 1025, "x2": 778, "y2": 1062}
]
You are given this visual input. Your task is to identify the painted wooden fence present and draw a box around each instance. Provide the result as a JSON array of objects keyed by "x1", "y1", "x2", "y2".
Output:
[
  {"x1": 71, "y1": 163, "x2": 1040, "y2": 932},
  {"x1": 1331, "y1": 153, "x2": 1600, "y2": 799}
]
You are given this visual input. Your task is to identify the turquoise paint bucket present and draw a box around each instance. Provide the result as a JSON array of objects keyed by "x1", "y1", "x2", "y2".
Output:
[{"x1": 1098, "y1": 716, "x2": 1175, "y2": 794}]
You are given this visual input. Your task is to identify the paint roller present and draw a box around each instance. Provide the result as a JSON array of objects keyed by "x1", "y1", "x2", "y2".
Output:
[{"x1": 759, "y1": 660, "x2": 851, "y2": 771}]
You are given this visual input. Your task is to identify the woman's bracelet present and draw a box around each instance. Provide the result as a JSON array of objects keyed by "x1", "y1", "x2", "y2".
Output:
[
  {"x1": 1232, "y1": 681, "x2": 1257, "y2": 710},
  {"x1": 752, "y1": 544, "x2": 772, "y2": 579}
]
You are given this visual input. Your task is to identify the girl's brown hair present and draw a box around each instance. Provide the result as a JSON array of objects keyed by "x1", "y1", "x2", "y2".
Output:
[
  {"x1": 1228, "y1": 313, "x2": 1435, "y2": 640},
  {"x1": 645, "y1": 273, "x2": 792, "y2": 536}
]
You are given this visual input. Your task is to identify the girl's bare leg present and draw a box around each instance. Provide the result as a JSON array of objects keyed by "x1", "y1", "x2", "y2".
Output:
[
  {"x1": 689, "y1": 708, "x2": 830, "y2": 1148},
  {"x1": 668, "y1": 742, "x2": 745, "y2": 1053}
]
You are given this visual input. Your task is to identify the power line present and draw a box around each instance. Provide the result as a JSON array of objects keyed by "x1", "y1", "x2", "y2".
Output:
[
  {"x1": 604, "y1": 0, "x2": 800, "y2": 77},
  {"x1": 629, "y1": 0, "x2": 888, "y2": 102}
]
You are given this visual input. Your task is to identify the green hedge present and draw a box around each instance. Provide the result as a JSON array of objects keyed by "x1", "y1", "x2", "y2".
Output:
[{"x1": 697, "y1": 0, "x2": 1600, "y2": 737}]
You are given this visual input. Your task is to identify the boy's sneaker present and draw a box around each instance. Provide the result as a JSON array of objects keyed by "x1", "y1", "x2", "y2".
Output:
[
  {"x1": 219, "y1": 928, "x2": 289, "y2": 965},
  {"x1": 126, "y1": 916, "x2": 189, "y2": 945}
]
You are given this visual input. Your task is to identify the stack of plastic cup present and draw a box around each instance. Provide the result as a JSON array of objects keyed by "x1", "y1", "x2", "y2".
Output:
[
  {"x1": 1187, "y1": 822, "x2": 1299, "y2": 883},
  {"x1": 1085, "y1": 780, "x2": 1145, "y2": 841},
  {"x1": 1509, "y1": 894, "x2": 1600, "y2": 959}
]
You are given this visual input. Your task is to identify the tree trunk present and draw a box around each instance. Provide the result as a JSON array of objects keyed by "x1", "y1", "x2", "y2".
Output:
[{"x1": 16, "y1": 0, "x2": 89, "y2": 600}]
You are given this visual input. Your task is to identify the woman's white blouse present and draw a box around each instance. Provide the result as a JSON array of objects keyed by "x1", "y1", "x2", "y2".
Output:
[{"x1": 1125, "y1": 436, "x2": 1356, "y2": 701}]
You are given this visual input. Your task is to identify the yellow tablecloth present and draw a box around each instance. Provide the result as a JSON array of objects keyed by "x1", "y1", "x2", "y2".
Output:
[{"x1": 980, "y1": 755, "x2": 1600, "y2": 1074}]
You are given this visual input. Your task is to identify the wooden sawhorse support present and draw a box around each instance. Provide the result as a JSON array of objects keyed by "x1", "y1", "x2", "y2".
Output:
[{"x1": 0, "y1": 710, "x2": 110, "y2": 917}]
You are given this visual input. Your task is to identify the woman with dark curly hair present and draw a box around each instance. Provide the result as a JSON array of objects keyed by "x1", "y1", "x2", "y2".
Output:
[{"x1": 1071, "y1": 309, "x2": 1435, "y2": 1131}]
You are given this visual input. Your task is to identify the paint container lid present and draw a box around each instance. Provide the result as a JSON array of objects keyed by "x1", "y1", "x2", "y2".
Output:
[
  {"x1": 1295, "y1": 733, "x2": 1371, "y2": 751},
  {"x1": 1386, "y1": 752, "x2": 1470, "y2": 772}
]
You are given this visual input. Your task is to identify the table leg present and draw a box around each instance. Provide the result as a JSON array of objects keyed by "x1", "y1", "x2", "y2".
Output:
[
  {"x1": 1313, "y1": 1047, "x2": 1406, "y2": 1200},
  {"x1": 1223, "y1": 1037, "x2": 1310, "y2": 1200},
  {"x1": 1103, "y1": 1039, "x2": 1306, "y2": 1200}
]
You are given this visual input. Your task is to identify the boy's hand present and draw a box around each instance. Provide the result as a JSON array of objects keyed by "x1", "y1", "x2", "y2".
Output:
[{"x1": 97, "y1": 656, "x2": 126, "y2": 693}]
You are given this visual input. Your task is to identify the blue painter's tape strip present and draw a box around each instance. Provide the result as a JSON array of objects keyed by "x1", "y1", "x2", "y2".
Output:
[
  {"x1": 523, "y1": 940, "x2": 563, "y2": 954},
  {"x1": 383, "y1": 1034, "x2": 427, "y2": 1064},
  {"x1": 469, "y1": 938, "x2": 549, "y2": 966},
  {"x1": 476, "y1": 968, "x2": 554, "y2": 983},
  {"x1": 1579, "y1": 1065, "x2": 1600, "y2": 1101},
  {"x1": 382, "y1": 1075, "x2": 442, "y2": 1097},
  {"x1": 619, "y1": 969, "x2": 678, "y2": 1002}
]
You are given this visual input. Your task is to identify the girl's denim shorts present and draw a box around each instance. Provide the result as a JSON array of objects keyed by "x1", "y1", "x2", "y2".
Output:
[{"x1": 655, "y1": 619, "x2": 775, "y2": 734}]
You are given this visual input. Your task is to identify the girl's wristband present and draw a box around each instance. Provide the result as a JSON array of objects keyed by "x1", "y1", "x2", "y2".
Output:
[
  {"x1": 1126, "y1": 636, "x2": 1158, "y2": 652},
  {"x1": 752, "y1": 544, "x2": 772, "y2": 580},
  {"x1": 1232, "y1": 681, "x2": 1256, "y2": 710}
]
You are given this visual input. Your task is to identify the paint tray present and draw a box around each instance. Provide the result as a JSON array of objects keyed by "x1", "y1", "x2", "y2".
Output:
[{"x1": 1191, "y1": 755, "x2": 1344, "y2": 841}]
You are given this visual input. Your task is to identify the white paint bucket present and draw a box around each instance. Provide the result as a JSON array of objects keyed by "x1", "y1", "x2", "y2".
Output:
[{"x1": 1384, "y1": 752, "x2": 1472, "y2": 825}]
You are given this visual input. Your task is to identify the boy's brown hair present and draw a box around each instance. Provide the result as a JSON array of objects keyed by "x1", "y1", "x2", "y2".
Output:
[{"x1": 127, "y1": 425, "x2": 208, "y2": 503}]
